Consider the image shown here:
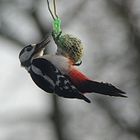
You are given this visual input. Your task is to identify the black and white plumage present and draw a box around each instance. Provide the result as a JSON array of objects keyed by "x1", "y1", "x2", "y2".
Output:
[
  {"x1": 30, "y1": 58, "x2": 90, "y2": 102},
  {"x1": 19, "y1": 38, "x2": 91, "y2": 103},
  {"x1": 19, "y1": 38, "x2": 127, "y2": 103}
]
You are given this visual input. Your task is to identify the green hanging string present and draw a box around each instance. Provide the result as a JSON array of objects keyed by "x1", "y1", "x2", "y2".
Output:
[
  {"x1": 53, "y1": 18, "x2": 61, "y2": 34},
  {"x1": 47, "y1": 0, "x2": 62, "y2": 35},
  {"x1": 46, "y1": 0, "x2": 83, "y2": 66}
]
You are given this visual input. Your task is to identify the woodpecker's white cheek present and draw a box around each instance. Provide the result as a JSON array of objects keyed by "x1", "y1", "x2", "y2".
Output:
[{"x1": 20, "y1": 49, "x2": 34, "y2": 62}]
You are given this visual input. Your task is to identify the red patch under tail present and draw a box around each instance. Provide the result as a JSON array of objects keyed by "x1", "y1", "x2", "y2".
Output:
[
  {"x1": 69, "y1": 68, "x2": 90, "y2": 86},
  {"x1": 69, "y1": 68, "x2": 127, "y2": 97}
]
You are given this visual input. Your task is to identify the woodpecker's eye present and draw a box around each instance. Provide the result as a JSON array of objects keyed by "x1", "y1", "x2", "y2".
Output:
[{"x1": 26, "y1": 46, "x2": 32, "y2": 51}]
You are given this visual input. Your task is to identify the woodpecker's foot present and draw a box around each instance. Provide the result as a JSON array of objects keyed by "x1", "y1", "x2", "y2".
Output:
[
  {"x1": 56, "y1": 31, "x2": 62, "y2": 39},
  {"x1": 74, "y1": 60, "x2": 82, "y2": 66}
]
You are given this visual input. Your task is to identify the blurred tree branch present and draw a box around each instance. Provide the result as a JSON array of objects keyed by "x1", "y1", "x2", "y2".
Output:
[
  {"x1": 0, "y1": 23, "x2": 25, "y2": 46},
  {"x1": 94, "y1": 0, "x2": 140, "y2": 139},
  {"x1": 29, "y1": 1, "x2": 51, "y2": 37},
  {"x1": 96, "y1": 98, "x2": 140, "y2": 138},
  {"x1": 50, "y1": 96, "x2": 66, "y2": 140},
  {"x1": 62, "y1": 0, "x2": 87, "y2": 28},
  {"x1": 107, "y1": 0, "x2": 140, "y2": 82}
]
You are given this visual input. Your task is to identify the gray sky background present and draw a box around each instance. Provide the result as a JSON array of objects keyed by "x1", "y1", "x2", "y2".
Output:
[{"x1": 0, "y1": 0, "x2": 139, "y2": 140}]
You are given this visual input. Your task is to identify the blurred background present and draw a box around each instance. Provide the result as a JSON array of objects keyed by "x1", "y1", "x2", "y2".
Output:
[{"x1": 0, "y1": 0, "x2": 139, "y2": 140}]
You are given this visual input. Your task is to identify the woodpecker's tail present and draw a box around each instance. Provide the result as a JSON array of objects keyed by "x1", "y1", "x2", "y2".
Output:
[
  {"x1": 77, "y1": 80, "x2": 127, "y2": 97},
  {"x1": 69, "y1": 68, "x2": 127, "y2": 98},
  {"x1": 80, "y1": 94, "x2": 91, "y2": 103}
]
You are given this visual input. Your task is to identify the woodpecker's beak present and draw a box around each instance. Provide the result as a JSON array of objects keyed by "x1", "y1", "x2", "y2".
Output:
[{"x1": 35, "y1": 37, "x2": 50, "y2": 52}]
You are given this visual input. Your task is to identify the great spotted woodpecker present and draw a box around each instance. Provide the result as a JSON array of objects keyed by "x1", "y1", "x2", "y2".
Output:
[
  {"x1": 19, "y1": 38, "x2": 90, "y2": 102},
  {"x1": 19, "y1": 38, "x2": 127, "y2": 103}
]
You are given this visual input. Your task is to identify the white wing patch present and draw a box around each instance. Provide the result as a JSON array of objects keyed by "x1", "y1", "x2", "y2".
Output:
[
  {"x1": 31, "y1": 65, "x2": 55, "y2": 87},
  {"x1": 55, "y1": 73, "x2": 76, "y2": 92}
]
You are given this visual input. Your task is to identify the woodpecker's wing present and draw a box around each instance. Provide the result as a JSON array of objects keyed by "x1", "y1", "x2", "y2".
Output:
[
  {"x1": 76, "y1": 80, "x2": 127, "y2": 97},
  {"x1": 29, "y1": 61, "x2": 54, "y2": 94},
  {"x1": 31, "y1": 58, "x2": 91, "y2": 103},
  {"x1": 69, "y1": 68, "x2": 127, "y2": 97}
]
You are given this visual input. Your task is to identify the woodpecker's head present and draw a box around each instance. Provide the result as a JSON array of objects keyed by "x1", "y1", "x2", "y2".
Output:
[{"x1": 19, "y1": 38, "x2": 50, "y2": 69}]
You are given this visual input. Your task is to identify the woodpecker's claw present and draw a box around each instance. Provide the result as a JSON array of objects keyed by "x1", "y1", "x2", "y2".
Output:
[{"x1": 74, "y1": 60, "x2": 82, "y2": 66}]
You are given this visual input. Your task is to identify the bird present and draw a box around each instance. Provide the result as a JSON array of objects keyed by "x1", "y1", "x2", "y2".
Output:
[
  {"x1": 19, "y1": 37, "x2": 90, "y2": 103},
  {"x1": 19, "y1": 37, "x2": 127, "y2": 103}
]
